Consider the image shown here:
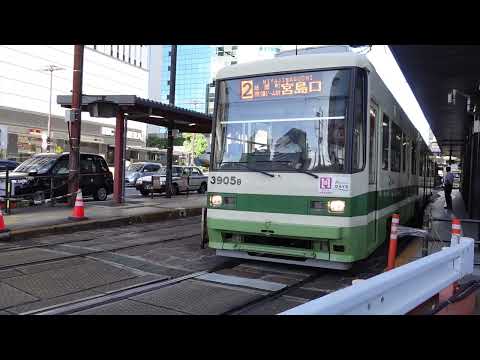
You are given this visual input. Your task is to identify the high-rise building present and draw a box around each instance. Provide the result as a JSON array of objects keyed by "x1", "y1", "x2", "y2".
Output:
[{"x1": 147, "y1": 45, "x2": 283, "y2": 135}]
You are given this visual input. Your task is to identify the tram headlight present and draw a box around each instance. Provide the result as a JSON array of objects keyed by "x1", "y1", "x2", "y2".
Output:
[
  {"x1": 210, "y1": 194, "x2": 223, "y2": 207},
  {"x1": 328, "y1": 200, "x2": 346, "y2": 213}
]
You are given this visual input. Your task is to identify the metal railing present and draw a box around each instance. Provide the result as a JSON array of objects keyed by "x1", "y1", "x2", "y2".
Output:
[
  {"x1": 431, "y1": 217, "x2": 480, "y2": 245},
  {"x1": 0, "y1": 169, "x2": 78, "y2": 214},
  {"x1": 279, "y1": 237, "x2": 475, "y2": 315}
]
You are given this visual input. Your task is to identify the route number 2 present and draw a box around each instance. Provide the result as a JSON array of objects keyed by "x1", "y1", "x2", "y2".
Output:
[{"x1": 241, "y1": 80, "x2": 254, "y2": 100}]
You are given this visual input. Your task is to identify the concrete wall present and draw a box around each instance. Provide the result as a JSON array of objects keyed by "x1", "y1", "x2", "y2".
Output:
[{"x1": 0, "y1": 45, "x2": 149, "y2": 142}]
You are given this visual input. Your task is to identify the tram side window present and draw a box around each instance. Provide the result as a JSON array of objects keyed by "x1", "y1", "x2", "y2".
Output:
[
  {"x1": 402, "y1": 134, "x2": 408, "y2": 173},
  {"x1": 382, "y1": 114, "x2": 390, "y2": 170},
  {"x1": 352, "y1": 70, "x2": 366, "y2": 172},
  {"x1": 391, "y1": 122, "x2": 402, "y2": 172},
  {"x1": 419, "y1": 151, "x2": 424, "y2": 176},
  {"x1": 411, "y1": 141, "x2": 416, "y2": 175}
]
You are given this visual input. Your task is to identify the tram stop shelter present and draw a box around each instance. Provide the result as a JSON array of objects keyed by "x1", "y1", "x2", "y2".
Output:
[
  {"x1": 390, "y1": 46, "x2": 480, "y2": 219},
  {"x1": 57, "y1": 95, "x2": 212, "y2": 204}
]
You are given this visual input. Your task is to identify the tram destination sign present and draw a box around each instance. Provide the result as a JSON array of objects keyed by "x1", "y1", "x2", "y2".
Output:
[{"x1": 239, "y1": 72, "x2": 323, "y2": 101}]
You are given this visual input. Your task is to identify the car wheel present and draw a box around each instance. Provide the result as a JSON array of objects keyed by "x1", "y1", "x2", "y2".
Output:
[
  {"x1": 94, "y1": 186, "x2": 108, "y2": 201},
  {"x1": 140, "y1": 190, "x2": 150, "y2": 197},
  {"x1": 33, "y1": 191, "x2": 45, "y2": 205},
  {"x1": 197, "y1": 182, "x2": 207, "y2": 194},
  {"x1": 172, "y1": 183, "x2": 179, "y2": 196}
]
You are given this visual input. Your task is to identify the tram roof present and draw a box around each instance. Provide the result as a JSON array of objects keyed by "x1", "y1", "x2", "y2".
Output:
[{"x1": 216, "y1": 52, "x2": 375, "y2": 80}]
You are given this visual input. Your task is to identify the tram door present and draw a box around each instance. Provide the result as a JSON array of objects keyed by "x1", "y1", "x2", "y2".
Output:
[{"x1": 367, "y1": 103, "x2": 379, "y2": 248}]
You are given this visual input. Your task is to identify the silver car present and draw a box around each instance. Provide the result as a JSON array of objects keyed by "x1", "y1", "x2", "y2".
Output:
[
  {"x1": 125, "y1": 162, "x2": 162, "y2": 186},
  {"x1": 136, "y1": 166, "x2": 208, "y2": 196}
]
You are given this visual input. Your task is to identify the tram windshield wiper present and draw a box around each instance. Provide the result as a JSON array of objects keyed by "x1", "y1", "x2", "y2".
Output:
[
  {"x1": 268, "y1": 161, "x2": 319, "y2": 179},
  {"x1": 218, "y1": 162, "x2": 275, "y2": 178},
  {"x1": 292, "y1": 169, "x2": 319, "y2": 179}
]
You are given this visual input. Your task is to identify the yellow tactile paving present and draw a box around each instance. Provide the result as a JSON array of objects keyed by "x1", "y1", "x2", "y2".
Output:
[{"x1": 395, "y1": 238, "x2": 424, "y2": 268}]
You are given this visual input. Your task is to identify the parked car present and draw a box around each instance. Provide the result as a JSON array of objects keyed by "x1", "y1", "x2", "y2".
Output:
[
  {"x1": 135, "y1": 165, "x2": 208, "y2": 196},
  {"x1": 0, "y1": 160, "x2": 19, "y2": 171},
  {"x1": 125, "y1": 162, "x2": 163, "y2": 186},
  {"x1": 0, "y1": 153, "x2": 113, "y2": 204}
]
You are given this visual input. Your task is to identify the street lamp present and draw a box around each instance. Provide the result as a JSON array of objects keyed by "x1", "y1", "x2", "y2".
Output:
[{"x1": 40, "y1": 65, "x2": 65, "y2": 152}]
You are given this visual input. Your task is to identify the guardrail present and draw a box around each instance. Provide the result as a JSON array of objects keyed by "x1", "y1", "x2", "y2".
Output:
[{"x1": 279, "y1": 237, "x2": 475, "y2": 315}]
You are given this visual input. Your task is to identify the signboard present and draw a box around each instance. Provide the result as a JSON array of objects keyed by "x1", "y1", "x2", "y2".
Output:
[
  {"x1": 318, "y1": 175, "x2": 350, "y2": 195},
  {"x1": 239, "y1": 72, "x2": 323, "y2": 101},
  {"x1": 101, "y1": 127, "x2": 115, "y2": 136},
  {"x1": 101, "y1": 127, "x2": 143, "y2": 141}
]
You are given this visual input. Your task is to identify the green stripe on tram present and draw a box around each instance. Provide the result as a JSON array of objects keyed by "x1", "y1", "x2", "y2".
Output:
[{"x1": 207, "y1": 185, "x2": 421, "y2": 217}]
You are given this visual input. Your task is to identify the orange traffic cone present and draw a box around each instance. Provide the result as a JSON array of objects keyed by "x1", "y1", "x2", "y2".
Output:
[
  {"x1": 0, "y1": 210, "x2": 8, "y2": 232},
  {"x1": 69, "y1": 189, "x2": 87, "y2": 221},
  {"x1": 386, "y1": 213, "x2": 400, "y2": 271},
  {"x1": 450, "y1": 218, "x2": 462, "y2": 247},
  {"x1": 0, "y1": 209, "x2": 11, "y2": 240}
]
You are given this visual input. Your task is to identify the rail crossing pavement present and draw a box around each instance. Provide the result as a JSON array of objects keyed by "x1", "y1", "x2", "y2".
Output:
[
  {"x1": 0, "y1": 191, "x2": 476, "y2": 314},
  {"x1": 0, "y1": 214, "x2": 396, "y2": 315}
]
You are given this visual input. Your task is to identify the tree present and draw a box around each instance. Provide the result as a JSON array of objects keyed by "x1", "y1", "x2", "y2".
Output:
[
  {"x1": 183, "y1": 133, "x2": 208, "y2": 157},
  {"x1": 147, "y1": 134, "x2": 183, "y2": 149}
]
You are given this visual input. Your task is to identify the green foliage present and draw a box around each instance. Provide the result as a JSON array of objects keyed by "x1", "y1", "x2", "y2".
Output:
[
  {"x1": 183, "y1": 133, "x2": 208, "y2": 157},
  {"x1": 147, "y1": 134, "x2": 183, "y2": 149}
]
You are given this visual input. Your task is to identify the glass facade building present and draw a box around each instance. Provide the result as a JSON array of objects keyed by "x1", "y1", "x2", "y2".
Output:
[
  {"x1": 148, "y1": 45, "x2": 282, "y2": 135},
  {"x1": 160, "y1": 45, "x2": 216, "y2": 112}
]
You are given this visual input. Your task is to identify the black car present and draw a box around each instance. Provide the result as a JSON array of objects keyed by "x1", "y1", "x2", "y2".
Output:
[
  {"x1": 0, "y1": 153, "x2": 113, "y2": 203},
  {"x1": 0, "y1": 160, "x2": 19, "y2": 171}
]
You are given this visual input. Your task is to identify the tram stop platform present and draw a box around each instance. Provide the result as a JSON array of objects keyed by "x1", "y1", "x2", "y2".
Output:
[
  {"x1": 395, "y1": 189, "x2": 480, "y2": 314},
  {"x1": 1, "y1": 194, "x2": 206, "y2": 240}
]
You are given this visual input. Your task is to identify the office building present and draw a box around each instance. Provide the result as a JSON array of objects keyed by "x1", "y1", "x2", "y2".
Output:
[{"x1": 0, "y1": 45, "x2": 152, "y2": 163}]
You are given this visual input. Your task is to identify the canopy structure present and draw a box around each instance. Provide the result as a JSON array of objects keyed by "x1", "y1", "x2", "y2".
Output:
[
  {"x1": 390, "y1": 46, "x2": 480, "y2": 218},
  {"x1": 57, "y1": 95, "x2": 212, "y2": 133},
  {"x1": 57, "y1": 94, "x2": 213, "y2": 203}
]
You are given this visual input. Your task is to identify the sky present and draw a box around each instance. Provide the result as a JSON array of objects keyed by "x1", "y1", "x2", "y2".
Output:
[{"x1": 281, "y1": 45, "x2": 434, "y2": 144}]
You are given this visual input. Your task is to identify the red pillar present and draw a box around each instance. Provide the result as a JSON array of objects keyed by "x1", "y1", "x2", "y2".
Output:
[{"x1": 113, "y1": 112, "x2": 125, "y2": 204}]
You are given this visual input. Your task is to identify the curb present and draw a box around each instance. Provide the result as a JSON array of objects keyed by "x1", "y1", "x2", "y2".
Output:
[{"x1": 9, "y1": 207, "x2": 203, "y2": 241}]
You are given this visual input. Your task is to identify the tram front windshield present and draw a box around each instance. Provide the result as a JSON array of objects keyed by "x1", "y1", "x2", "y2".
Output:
[{"x1": 214, "y1": 69, "x2": 351, "y2": 173}]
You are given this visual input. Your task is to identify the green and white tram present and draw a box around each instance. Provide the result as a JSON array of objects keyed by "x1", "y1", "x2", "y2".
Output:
[{"x1": 207, "y1": 51, "x2": 435, "y2": 270}]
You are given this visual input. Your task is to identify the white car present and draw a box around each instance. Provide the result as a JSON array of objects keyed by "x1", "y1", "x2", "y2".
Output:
[{"x1": 135, "y1": 165, "x2": 208, "y2": 196}]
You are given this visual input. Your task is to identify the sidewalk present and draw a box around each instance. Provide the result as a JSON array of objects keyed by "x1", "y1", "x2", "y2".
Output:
[{"x1": 2, "y1": 194, "x2": 207, "y2": 240}]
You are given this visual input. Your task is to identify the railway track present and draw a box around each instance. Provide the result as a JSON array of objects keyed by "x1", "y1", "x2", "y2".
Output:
[
  {"x1": 22, "y1": 245, "x2": 390, "y2": 315},
  {"x1": 0, "y1": 215, "x2": 409, "y2": 315}
]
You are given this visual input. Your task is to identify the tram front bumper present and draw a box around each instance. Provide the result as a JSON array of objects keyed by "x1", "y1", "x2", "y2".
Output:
[{"x1": 206, "y1": 215, "x2": 359, "y2": 263}]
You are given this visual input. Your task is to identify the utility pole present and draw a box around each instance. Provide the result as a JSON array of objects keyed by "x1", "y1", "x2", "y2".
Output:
[
  {"x1": 166, "y1": 45, "x2": 177, "y2": 198},
  {"x1": 68, "y1": 45, "x2": 84, "y2": 206},
  {"x1": 40, "y1": 65, "x2": 64, "y2": 152}
]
